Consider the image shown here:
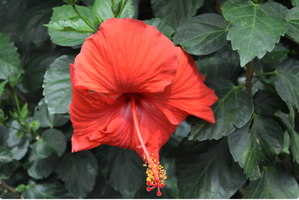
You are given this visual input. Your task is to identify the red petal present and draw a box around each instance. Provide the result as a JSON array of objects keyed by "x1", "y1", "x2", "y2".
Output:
[
  {"x1": 73, "y1": 18, "x2": 177, "y2": 95},
  {"x1": 150, "y1": 47, "x2": 218, "y2": 125}
]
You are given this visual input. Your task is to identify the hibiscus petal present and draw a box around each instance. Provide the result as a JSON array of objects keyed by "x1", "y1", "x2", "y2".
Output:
[
  {"x1": 73, "y1": 18, "x2": 177, "y2": 95},
  {"x1": 151, "y1": 47, "x2": 218, "y2": 125}
]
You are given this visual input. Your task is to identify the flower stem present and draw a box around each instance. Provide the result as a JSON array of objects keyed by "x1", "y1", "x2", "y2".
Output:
[
  {"x1": 0, "y1": 178, "x2": 21, "y2": 198},
  {"x1": 245, "y1": 60, "x2": 254, "y2": 96},
  {"x1": 13, "y1": 88, "x2": 21, "y2": 115},
  {"x1": 71, "y1": 4, "x2": 97, "y2": 33}
]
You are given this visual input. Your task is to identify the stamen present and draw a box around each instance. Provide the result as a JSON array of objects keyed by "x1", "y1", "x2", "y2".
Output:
[{"x1": 130, "y1": 93, "x2": 167, "y2": 196}]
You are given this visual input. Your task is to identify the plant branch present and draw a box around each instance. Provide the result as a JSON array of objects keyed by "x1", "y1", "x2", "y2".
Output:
[
  {"x1": 0, "y1": 178, "x2": 21, "y2": 198},
  {"x1": 72, "y1": 4, "x2": 97, "y2": 33},
  {"x1": 245, "y1": 61, "x2": 254, "y2": 96},
  {"x1": 255, "y1": 71, "x2": 276, "y2": 77},
  {"x1": 13, "y1": 88, "x2": 21, "y2": 115}
]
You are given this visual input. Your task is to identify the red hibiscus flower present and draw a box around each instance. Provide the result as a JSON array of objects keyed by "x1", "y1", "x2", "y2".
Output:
[{"x1": 69, "y1": 18, "x2": 218, "y2": 196}]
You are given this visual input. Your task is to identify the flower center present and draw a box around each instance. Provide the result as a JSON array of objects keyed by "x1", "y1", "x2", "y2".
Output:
[{"x1": 130, "y1": 93, "x2": 166, "y2": 196}]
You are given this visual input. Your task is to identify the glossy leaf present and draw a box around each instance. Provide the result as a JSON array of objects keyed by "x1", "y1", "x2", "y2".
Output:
[
  {"x1": 243, "y1": 164, "x2": 299, "y2": 198},
  {"x1": 0, "y1": 32, "x2": 23, "y2": 80},
  {"x1": 91, "y1": 0, "x2": 135, "y2": 25},
  {"x1": 260, "y1": 45, "x2": 289, "y2": 64},
  {"x1": 42, "y1": 129, "x2": 66, "y2": 157},
  {"x1": 27, "y1": 154, "x2": 58, "y2": 180},
  {"x1": 22, "y1": 183, "x2": 72, "y2": 198},
  {"x1": 47, "y1": 5, "x2": 93, "y2": 46},
  {"x1": 43, "y1": 55, "x2": 73, "y2": 114},
  {"x1": 32, "y1": 139, "x2": 55, "y2": 159},
  {"x1": 253, "y1": 90, "x2": 289, "y2": 116},
  {"x1": 56, "y1": 151, "x2": 98, "y2": 198},
  {"x1": 143, "y1": 18, "x2": 175, "y2": 39},
  {"x1": 96, "y1": 146, "x2": 144, "y2": 198},
  {"x1": 174, "y1": 13, "x2": 228, "y2": 55},
  {"x1": 17, "y1": 1, "x2": 62, "y2": 43},
  {"x1": 286, "y1": 7, "x2": 299, "y2": 43},
  {"x1": 34, "y1": 98, "x2": 69, "y2": 129},
  {"x1": 175, "y1": 138, "x2": 246, "y2": 198},
  {"x1": 151, "y1": 0, "x2": 204, "y2": 29},
  {"x1": 222, "y1": 0, "x2": 287, "y2": 66},
  {"x1": 0, "y1": 161, "x2": 20, "y2": 179},
  {"x1": 188, "y1": 77, "x2": 253, "y2": 141},
  {"x1": 0, "y1": 146, "x2": 13, "y2": 163},
  {"x1": 228, "y1": 115, "x2": 284, "y2": 180},
  {"x1": 275, "y1": 59, "x2": 299, "y2": 109}
]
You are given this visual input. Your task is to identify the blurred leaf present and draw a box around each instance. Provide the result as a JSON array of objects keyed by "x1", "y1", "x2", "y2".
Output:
[
  {"x1": 175, "y1": 138, "x2": 246, "y2": 198},
  {"x1": 81, "y1": 0, "x2": 95, "y2": 7},
  {"x1": 243, "y1": 163, "x2": 299, "y2": 198},
  {"x1": 32, "y1": 139, "x2": 55, "y2": 159},
  {"x1": 43, "y1": 55, "x2": 73, "y2": 114},
  {"x1": 27, "y1": 153, "x2": 58, "y2": 180},
  {"x1": 286, "y1": 7, "x2": 299, "y2": 43},
  {"x1": 174, "y1": 14, "x2": 228, "y2": 55},
  {"x1": 41, "y1": 129, "x2": 66, "y2": 157},
  {"x1": 92, "y1": 0, "x2": 135, "y2": 25},
  {"x1": 56, "y1": 151, "x2": 97, "y2": 198},
  {"x1": 17, "y1": 51, "x2": 56, "y2": 92},
  {"x1": 17, "y1": 1, "x2": 62, "y2": 43},
  {"x1": 0, "y1": 109, "x2": 7, "y2": 124},
  {"x1": 228, "y1": 115, "x2": 284, "y2": 180},
  {"x1": 291, "y1": 0, "x2": 299, "y2": 7},
  {"x1": 275, "y1": 59, "x2": 299, "y2": 109},
  {"x1": 96, "y1": 146, "x2": 144, "y2": 198},
  {"x1": 188, "y1": 77, "x2": 253, "y2": 141},
  {"x1": 151, "y1": 0, "x2": 204, "y2": 29},
  {"x1": 195, "y1": 47, "x2": 241, "y2": 83},
  {"x1": 0, "y1": 80, "x2": 8, "y2": 97},
  {"x1": 0, "y1": 32, "x2": 23, "y2": 80},
  {"x1": 47, "y1": 5, "x2": 93, "y2": 46},
  {"x1": 0, "y1": 161, "x2": 20, "y2": 179},
  {"x1": 34, "y1": 98, "x2": 69, "y2": 129},
  {"x1": 0, "y1": 146, "x2": 13, "y2": 163},
  {"x1": 143, "y1": 18, "x2": 175, "y2": 39},
  {"x1": 253, "y1": 90, "x2": 289, "y2": 116},
  {"x1": 22, "y1": 183, "x2": 72, "y2": 198},
  {"x1": 260, "y1": 45, "x2": 289, "y2": 64},
  {"x1": 16, "y1": 184, "x2": 26, "y2": 193},
  {"x1": 222, "y1": 0, "x2": 287, "y2": 66},
  {"x1": 64, "y1": 0, "x2": 77, "y2": 5}
]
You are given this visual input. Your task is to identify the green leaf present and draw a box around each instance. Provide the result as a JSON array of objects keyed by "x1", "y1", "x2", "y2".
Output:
[
  {"x1": 17, "y1": 51, "x2": 56, "y2": 92},
  {"x1": 286, "y1": 7, "x2": 299, "y2": 43},
  {"x1": 243, "y1": 163, "x2": 299, "y2": 198},
  {"x1": 45, "y1": 15, "x2": 94, "y2": 33},
  {"x1": 41, "y1": 129, "x2": 66, "y2": 157},
  {"x1": 0, "y1": 161, "x2": 20, "y2": 179},
  {"x1": 228, "y1": 115, "x2": 284, "y2": 180},
  {"x1": 188, "y1": 77, "x2": 253, "y2": 141},
  {"x1": 151, "y1": 0, "x2": 204, "y2": 29},
  {"x1": 16, "y1": 184, "x2": 26, "y2": 193},
  {"x1": 56, "y1": 151, "x2": 98, "y2": 198},
  {"x1": 291, "y1": 0, "x2": 299, "y2": 7},
  {"x1": 0, "y1": 80, "x2": 8, "y2": 97},
  {"x1": 81, "y1": 0, "x2": 95, "y2": 7},
  {"x1": 17, "y1": 1, "x2": 62, "y2": 43},
  {"x1": 0, "y1": 32, "x2": 23, "y2": 80},
  {"x1": 64, "y1": 0, "x2": 77, "y2": 5},
  {"x1": 175, "y1": 138, "x2": 246, "y2": 198},
  {"x1": 195, "y1": 47, "x2": 241, "y2": 83},
  {"x1": 222, "y1": 0, "x2": 287, "y2": 66},
  {"x1": 96, "y1": 146, "x2": 144, "y2": 198},
  {"x1": 22, "y1": 183, "x2": 72, "y2": 198},
  {"x1": 275, "y1": 59, "x2": 299, "y2": 109},
  {"x1": 43, "y1": 55, "x2": 73, "y2": 114},
  {"x1": 143, "y1": 18, "x2": 175, "y2": 39},
  {"x1": 32, "y1": 138, "x2": 54, "y2": 159},
  {"x1": 0, "y1": 109, "x2": 7, "y2": 124},
  {"x1": 34, "y1": 98, "x2": 69, "y2": 129},
  {"x1": 47, "y1": 5, "x2": 93, "y2": 46},
  {"x1": 174, "y1": 13, "x2": 228, "y2": 55},
  {"x1": 91, "y1": 0, "x2": 135, "y2": 25},
  {"x1": 0, "y1": 146, "x2": 13, "y2": 163},
  {"x1": 27, "y1": 153, "x2": 58, "y2": 179},
  {"x1": 260, "y1": 45, "x2": 289, "y2": 64},
  {"x1": 253, "y1": 90, "x2": 289, "y2": 116}
]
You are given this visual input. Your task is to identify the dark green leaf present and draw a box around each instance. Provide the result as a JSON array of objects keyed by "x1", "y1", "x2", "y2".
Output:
[
  {"x1": 41, "y1": 129, "x2": 66, "y2": 157},
  {"x1": 64, "y1": 0, "x2": 77, "y2": 5},
  {"x1": 260, "y1": 45, "x2": 289, "y2": 64},
  {"x1": 151, "y1": 0, "x2": 204, "y2": 29},
  {"x1": 266, "y1": 2, "x2": 288, "y2": 18},
  {"x1": 174, "y1": 13, "x2": 228, "y2": 55},
  {"x1": 43, "y1": 55, "x2": 73, "y2": 114},
  {"x1": 17, "y1": 1, "x2": 62, "y2": 43},
  {"x1": 222, "y1": 0, "x2": 287, "y2": 66},
  {"x1": 253, "y1": 90, "x2": 289, "y2": 116},
  {"x1": 275, "y1": 59, "x2": 299, "y2": 109},
  {"x1": 27, "y1": 153, "x2": 58, "y2": 179},
  {"x1": 0, "y1": 80, "x2": 8, "y2": 97},
  {"x1": 0, "y1": 109, "x2": 7, "y2": 124},
  {"x1": 96, "y1": 146, "x2": 144, "y2": 198},
  {"x1": 195, "y1": 47, "x2": 241, "y2": 83},
  {"x1": 32, "y1": 139, "x2": 55, "y2": 159},
  {"x1": 243, "y1": 163, "x2": 299, "y2": 198},
  {"x1": 143, "y1": 18, "x2": 175, "y2": 39},
  {"x1": 188, "y1": 77, "x2": 253, "y2": 141},
  {"x1": 291, "y1": 0, "x2": 299, "y2": 7},
  {"x1": 0, "y1": 161, "x2": 20, "y2": 179},
  {"x1": 286, "y1": 7, "x2": 299, "y2": 43},
  {"x1": 0, "y1": 146, "x2": 13, "y2": 163},
  {"x1": 47, "y1": 5, "x2": 93, "y2": 46},
  {"x1": 0, "y1": 32, "x2": 23, "y2": 79},
  {"x1": 175, "y1": 138, "x2": 246, "y2": 198},
  {"x1": 34, "y1": 98, "x2": 69, "y2": 129},
  {"x1": 228, "y1": 115, "x2": 284, "y2": 180},
  {"x1": 56, "y1": 151, "x2": 97, "y2": 198},
  {"x1": 22, "y1": 183, "x2": 72, "y2": 198}
]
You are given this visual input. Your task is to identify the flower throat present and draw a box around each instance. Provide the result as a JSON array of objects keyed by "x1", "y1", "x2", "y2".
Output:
[{"x1": 130, "y1": 93, "x2": 166, "y2": 196}]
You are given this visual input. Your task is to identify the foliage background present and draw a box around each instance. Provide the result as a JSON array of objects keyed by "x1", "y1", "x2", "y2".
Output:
[{"x1": 1, "y1": 0, "x2": 299, "y2": 198}]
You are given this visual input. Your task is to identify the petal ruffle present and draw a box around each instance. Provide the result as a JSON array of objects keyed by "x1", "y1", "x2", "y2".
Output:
[{"x1": 73, "y1": 18, "x2": 177, "y2": 96}]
